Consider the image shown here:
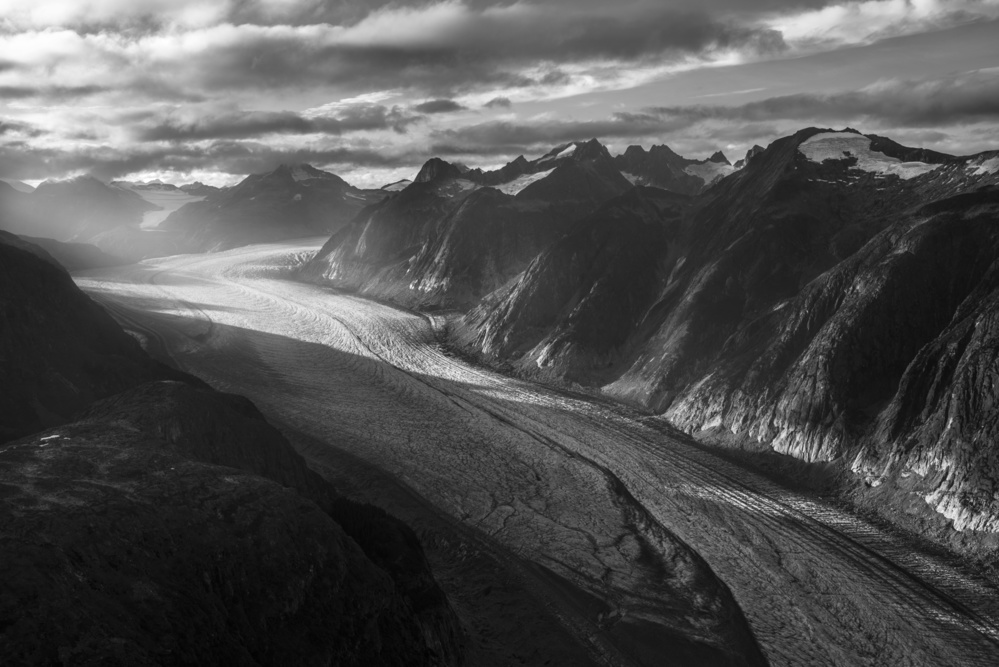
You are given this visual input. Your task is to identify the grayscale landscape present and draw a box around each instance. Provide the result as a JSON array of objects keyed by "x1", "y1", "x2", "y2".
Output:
[{"x1": 3, "y1": 1, "x2": 999, "y2": 666}]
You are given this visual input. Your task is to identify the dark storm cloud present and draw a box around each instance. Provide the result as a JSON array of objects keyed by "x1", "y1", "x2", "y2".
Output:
[
  {"x1": 228, "y1": 0, "x2": 831, "y2": 32},
  {"x1": 0, "y1": 119, "x2": 45, "y2": 138},
  {"x1": 642, "y1": 70, "x2": 999, "y2": 127},
  {"x1": 163, "y1": 3, "x2": 787, "y2": 97},
  {"x1": 434, "y1": 70, "x2": 999, "y2": 157},
  {"x1": 484, "y1": 97, "x2": 511, "y2": 109},
  {"x1": 0, "y1": 84, "x2": 110, "y2": 100},
  {"x1": 135, "y1": 106, "x2": 423, "y2": 142},
  {"x1": 412, "y1": 99, "x2": 467, "y2": 114}
]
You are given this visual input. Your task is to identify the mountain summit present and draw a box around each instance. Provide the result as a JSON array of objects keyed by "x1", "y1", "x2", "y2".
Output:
[{"x1": 160, "y1": 163, "x2": 387, "y2": 252}]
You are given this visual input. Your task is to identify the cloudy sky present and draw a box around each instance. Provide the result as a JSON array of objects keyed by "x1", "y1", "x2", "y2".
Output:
[{"x1": 1, "y1": 0, "x2": 998, "y2": 187}]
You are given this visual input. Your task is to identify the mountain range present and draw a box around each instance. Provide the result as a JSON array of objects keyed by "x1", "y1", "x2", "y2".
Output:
[
  {"x1": 158, "y1": 163, "x2": 389, "y2": 252},
  {"x1": 301, "y1": 128, "x2": 999, "y2": 555},
  {"x1": 6, "y1": 127, "x2": 999, "y2": 554}
]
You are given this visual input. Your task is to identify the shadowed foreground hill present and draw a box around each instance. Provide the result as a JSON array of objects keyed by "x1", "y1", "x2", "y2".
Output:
[
  {"x1": 0, "y1": 236, "x2": 463, "y2": 665},
  {"x1": 0, "y1": 235, "x2": 189, "y2": 442}
]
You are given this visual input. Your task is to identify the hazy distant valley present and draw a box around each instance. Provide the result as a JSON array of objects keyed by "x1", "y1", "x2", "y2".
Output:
[{"x1": 4, "y1": 127, "x2": 999, "y2": 666}]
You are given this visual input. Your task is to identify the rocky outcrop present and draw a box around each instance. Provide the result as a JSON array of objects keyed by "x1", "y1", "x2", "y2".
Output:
[
  {"x1": 458, "y1": 187, "x2": 689, "y2": 382},
  {"x1": 414, "y1": 158, "x2": 465, "y2": 184},
  {"x1": 733, "y1": 146, "x2": 764, "y2": 169},
  {"x1": 161, "y1": 164, "x2": 387, "y2": 252},
  {"x1": 614, "y1": 144, "x2": 738, "y2": 194},
  {"x1": 708, "y1": 151, "x2": 730, "y2": 165}
]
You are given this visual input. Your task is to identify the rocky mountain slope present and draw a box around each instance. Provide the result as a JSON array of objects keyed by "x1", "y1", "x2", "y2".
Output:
[
  {"x1": 451, "y1": 127, "x2": 999, "y2": 546},
  {"x1": 459, "y1": 186, "x2": 690, "y2": 383},
  {"x1": 0, "y1": 235, "x2": 463, "y2": 664},
  {"x1": 161, "y1": 164, "x2": 387, "y2": 252},
  {"x1": 300, "y1": 139, "x2": 635, "y2": 308},
  {"x1": 614, "y1": 145, "x2": 738, "y2": 194}
]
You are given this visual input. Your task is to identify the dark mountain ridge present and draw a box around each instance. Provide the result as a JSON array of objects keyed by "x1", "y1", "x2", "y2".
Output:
[
  {"x1": 300, "y1": 138, "x2": 636, "y2": 308},
  {"x1": 160, "y1": 163, "x2": 388, "y2": 252},
  {"x1": 614, "y1": 144, "x2": 737, "y2": 194}
]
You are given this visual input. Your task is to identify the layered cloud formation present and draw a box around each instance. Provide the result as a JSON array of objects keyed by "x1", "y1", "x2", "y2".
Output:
[{"x1": 1, "y1": 0, "x2": 998, "y2": 185}]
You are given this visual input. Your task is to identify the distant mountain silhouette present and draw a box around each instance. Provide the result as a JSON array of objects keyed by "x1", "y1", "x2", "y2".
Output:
[{"x1": 161, "y1": 163, "x2": 388, "y2": 252}]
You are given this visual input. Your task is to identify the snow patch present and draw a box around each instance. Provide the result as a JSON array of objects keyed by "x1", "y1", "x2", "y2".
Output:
[
  {"x1": 382, "y1": 179, "x2": 411, "y2": 192},
  {"x1": 684, "y1": 161, "x2": 736, "y2": 185},
  {"x1": 621, "y1": 172, "x2": 641, "y2": 185},
  {"x1": 291, "y1": 166, "x2": 329, "y2": 182},
  {"x1": 799, "y1": 132, "x2": 940, "y2": 180},
  {"x1": 968, "y1": 157, "x2": 999, "y2": 176},
  {"x1": 538, "y1": 144, "x2": 577, "y2": 164},
  {"x1": 554, "y1": 144, "x2": 577, "y2": 160},
  {"x1": 494, "y1": 168, "x2": 556, "y2": 195}
]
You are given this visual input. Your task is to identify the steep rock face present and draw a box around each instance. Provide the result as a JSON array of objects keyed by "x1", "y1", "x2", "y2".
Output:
[
  {"x1": 459, "y1": 187, "x2": 689, "y2": 381},
  {"x1": 301, "y1": 176, "x2": 457, "y2": 301},
  {"x1": 615, "y1": 145, "x2": 738, "y2": 194},
  {"x1": 605, "y1": 129, "x2": 971, "y2": 412},
  {"x1": 162, "y1": 164, "x2": 387, "y2": 252},
  {"x1": 666, "y1": 198, "x2": 999, "y2": 459},
  {"x1": 733, "y1": 145, "x2": 764, "y2": 169},
  {"x1": 627, "y1": 137, "x2": 999, "y2": 531},
  {"x1": 851, "y1": 194, "x2": 999, "y2": 532},
  {"x1": 405, "y1": 187, "x2": 572, "y2": 307},
  {"x1": 0, "y1": 237, "x2": 186, "y2": 442},
  {"x1": 414, "y1": 158, "x2": 464, "y2": 184},
  {"x1": 302, "y1": 141, "x2": 635, "y2": 308},
  {"x1": 516, "y1": 141, "x2": 631, "y2": 205}
]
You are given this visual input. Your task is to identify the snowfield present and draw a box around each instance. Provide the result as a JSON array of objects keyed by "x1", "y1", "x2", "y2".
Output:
[
  {"x1": 684, "y1": 161, "x2": 736, "y2": 185},
  {"x1": 493, "y1": 168, "x2": 556, "y2": 195},
  {"x1": 800, "y1": 132, "x2": 941, "y2": 179},
  {"x1": 538, "y1": 143, "x2": 578, "y2": 165},
  {"x1": 969, "y1": 156, "x2": 999, "y2": 176},
  {"x1": 77, "y1": 240, "x2": 999, "y2": 667}
]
